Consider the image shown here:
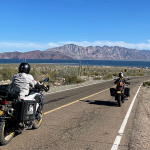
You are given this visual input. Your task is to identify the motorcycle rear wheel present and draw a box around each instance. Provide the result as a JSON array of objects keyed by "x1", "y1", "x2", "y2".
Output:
[
  {"x1": 117, "y1": 95, "x2": 122, "y2": 107},
  {"x1": 122, "y1": 96, "x2": 125, "y2": 103},
  {"x1": 32, "y1": 109, "x2": 43, "y2": 129},
  {"x1": 0, "y1": 121, "x2": 15, "y2": 145}
]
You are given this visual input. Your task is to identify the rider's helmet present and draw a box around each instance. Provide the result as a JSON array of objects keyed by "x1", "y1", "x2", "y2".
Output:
[
  {"x1": 119, "y1": 72, "x2": 123, "y2": 78},
  {"x1": 19, "y1": 63, "x2": 31, "y2": 74}
]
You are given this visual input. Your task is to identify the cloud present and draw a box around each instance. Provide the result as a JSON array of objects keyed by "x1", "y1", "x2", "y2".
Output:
[
  {"x1": 1, "y1": 40, "x2": 150, "y2": 51},
  {"x1": 48, "y1": 42, "x2": 60, "y2": 47},
  {"x1": 0, "y1": 42, "x2": 49, "y2": 49}
]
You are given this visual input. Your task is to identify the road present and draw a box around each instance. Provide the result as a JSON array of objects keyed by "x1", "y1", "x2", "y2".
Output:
[{"x1": 1, "y1": 76, "x2": 149, "y2": 150}]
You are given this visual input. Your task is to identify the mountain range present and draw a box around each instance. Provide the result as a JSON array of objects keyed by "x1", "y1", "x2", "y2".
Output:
[
  {"x1": 1, "y1": 44, "x2": 150, "y2": 60},
  {"x1": 0, "y1": 50, "x2": 73, "y2": 60}
]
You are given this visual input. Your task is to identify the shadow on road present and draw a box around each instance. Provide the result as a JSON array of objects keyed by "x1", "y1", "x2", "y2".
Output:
[
  {"x1": 81, "y1": 100, "x2": 117, "y2": 107},
  {"x1": 14, "y1": 131, "x2": 23, "y2": 138}
]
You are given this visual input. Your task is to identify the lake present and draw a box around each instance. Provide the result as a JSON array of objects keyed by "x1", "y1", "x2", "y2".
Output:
[{"x1": 1, "y1": 59, "x2": 150, "y2": 67}]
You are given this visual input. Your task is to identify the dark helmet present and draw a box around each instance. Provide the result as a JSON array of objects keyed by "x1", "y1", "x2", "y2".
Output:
[
  {"x1": 119, "y1": 72, "x2": 123, "y2": 78},
  {"x1": 19, "y1": 63, "x2": 31, "y2": 74}
]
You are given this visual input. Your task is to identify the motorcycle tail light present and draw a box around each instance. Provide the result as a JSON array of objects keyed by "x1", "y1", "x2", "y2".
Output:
[
  {"x1": 2, "y1": 112, "x2": 5, "y2": 116},
  {"x1": 0, "y1": 101, "x2": 8, "y2": 105},
  {"x1": 117, "y1": 87, "x2": 122, "y2": 90}
]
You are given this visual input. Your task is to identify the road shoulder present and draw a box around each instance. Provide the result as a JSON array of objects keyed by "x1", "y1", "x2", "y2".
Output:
[{"x1": 129, "y1": 86, "x2": 150, "y2": 149}]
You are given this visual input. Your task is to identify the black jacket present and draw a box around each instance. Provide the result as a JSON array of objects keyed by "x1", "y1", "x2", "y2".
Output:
[{"x1": 114, "y1": 77, "x2": 130, "y2": 85}]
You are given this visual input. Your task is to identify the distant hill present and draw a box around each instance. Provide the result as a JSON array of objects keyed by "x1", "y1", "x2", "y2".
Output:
[
  {"x1": 1, "y1": 44, "x2": 150, "y2": 60},
  {"x1": 46, "y1": 44, "x2": 150, "y2": 60},
  {"x1": 0, "y1": 50, "x2": 73, "y2": 60}
]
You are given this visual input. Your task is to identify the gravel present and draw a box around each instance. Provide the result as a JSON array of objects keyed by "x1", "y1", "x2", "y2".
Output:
[{"x1": 129, "y1": 86, "x2": 150, "y2": 150}]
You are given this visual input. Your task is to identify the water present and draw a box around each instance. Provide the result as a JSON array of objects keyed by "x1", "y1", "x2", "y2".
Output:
[{"x1": 1, "y1": 59, "x2": 150, "y2": 67}]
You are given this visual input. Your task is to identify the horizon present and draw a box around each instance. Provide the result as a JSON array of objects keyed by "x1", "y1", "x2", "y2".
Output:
[{"x1": 1, "y1": 0, "x2": 150, "y2": 52}]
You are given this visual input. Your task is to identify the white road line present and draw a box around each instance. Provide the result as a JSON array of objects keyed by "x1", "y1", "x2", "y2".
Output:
[{"x1": 111, "y1": 83, "x2": 142, "y2": 150}]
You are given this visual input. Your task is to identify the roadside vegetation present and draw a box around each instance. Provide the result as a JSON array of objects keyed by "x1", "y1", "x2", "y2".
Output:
[
  {"x1": 0, "y1": 63, "x2": 150, "y2": 86},
  {"x1": 143, "y1": 81, "x2": 150, "y2": 86}
]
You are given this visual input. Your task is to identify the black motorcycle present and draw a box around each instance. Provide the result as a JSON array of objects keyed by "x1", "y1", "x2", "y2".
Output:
[
  {"x1": 0, "y1": 78, "x2": 49, "y2": 145},
  {"x1": 110, "y1": 79, "x2": 130, "y2": 107}
]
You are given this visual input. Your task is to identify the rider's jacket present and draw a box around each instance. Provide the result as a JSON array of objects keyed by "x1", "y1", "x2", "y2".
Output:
[
  {"x1": 114, "y1": 77, "x2": 129, "y2": 85},
  {"x1": 11, "y1": 73, "x2": 37, "y2": 98}
]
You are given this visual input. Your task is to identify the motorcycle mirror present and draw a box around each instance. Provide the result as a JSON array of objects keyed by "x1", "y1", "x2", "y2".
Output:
[
  {"x1": 114, "y1": 79, "x2": 116, "y2": 80},
  {"x1": 44, "y1": 78, "x2": 49, "y2": 82}
]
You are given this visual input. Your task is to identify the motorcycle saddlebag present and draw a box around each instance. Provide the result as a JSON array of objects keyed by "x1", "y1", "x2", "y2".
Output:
[
  {"x1": 15, "y1": 100, "x2": 36, "y2": 122},
  {"x1": 110, "y1": 88, "x2": 116, "y2": 96},
  {"x1": 125, "y1": 88, "x2": 130, "y2": 97},
  {"x1": 0, "y1": 84, "x2": 10, "y2": 96}
]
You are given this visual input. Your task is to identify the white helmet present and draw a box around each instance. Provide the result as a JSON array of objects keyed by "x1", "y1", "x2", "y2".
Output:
[{"x1": 119, "y1": 72, "x2": 123, "y2": 78}]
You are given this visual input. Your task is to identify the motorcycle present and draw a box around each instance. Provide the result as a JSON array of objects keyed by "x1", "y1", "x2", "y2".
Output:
[
  {"x1": 110, "y1": 78, "x2": 130, "y2": 107},
  {"x1": 0, "y1": 78, "x2": 49, "y2": 145}
]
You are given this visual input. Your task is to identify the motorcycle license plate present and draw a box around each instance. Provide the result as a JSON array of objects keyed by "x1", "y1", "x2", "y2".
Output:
[
  {"x1": 0, "y1": 110, "x2": 3, "y2": 116},
  {"x1": 117, "y1": 91, "x2": 121, "y2": 93}
]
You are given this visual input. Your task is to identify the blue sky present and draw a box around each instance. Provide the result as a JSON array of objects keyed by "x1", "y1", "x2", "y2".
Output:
[{"x1": 0, "y1": 0, "x2": 150, "y2": 52}]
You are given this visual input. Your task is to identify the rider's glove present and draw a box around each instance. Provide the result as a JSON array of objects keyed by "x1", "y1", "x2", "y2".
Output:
[
  {"x1": 35, "y1": 82, "x2": 44, "y2": 90},
  {"x1": 44, "y1": 85, "x2": 49, "y2": 92}
]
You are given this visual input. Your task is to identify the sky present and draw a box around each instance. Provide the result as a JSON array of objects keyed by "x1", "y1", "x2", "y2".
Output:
[{"x1": 0, "y1": 0, "x2": 150, "y2": 53}]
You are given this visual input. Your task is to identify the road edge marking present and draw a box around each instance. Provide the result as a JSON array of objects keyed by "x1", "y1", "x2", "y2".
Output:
[
  {"x1": 111, "y1": 83, "x2": 142, "y2": 150},
  {"x1": 44, "y1": 86, "x2": 115, "y2": 115}
]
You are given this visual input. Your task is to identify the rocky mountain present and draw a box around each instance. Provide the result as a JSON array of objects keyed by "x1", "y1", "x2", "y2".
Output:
[
  {"x1": 1, "y1": 44, "x2": 150, "y2": 60},
  {"x1": 0, "y1": 50, "x2": 73, "y2": 60},
  {"x1": 46, "y1": 44, "x2": 150, "y2": 60}
]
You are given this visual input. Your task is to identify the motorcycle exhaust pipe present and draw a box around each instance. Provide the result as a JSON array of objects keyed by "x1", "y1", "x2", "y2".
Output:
[{"x1": 7, "y1": 108, "x2": 14, "y2": 117}]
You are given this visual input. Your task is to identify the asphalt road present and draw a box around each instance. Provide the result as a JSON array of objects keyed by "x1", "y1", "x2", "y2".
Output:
[{"x1": 1, "y1": 76, "x2": 149, "y2": 150}]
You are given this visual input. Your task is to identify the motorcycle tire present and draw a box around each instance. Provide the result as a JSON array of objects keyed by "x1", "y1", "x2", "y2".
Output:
[
  {"x1": 117, "y1": 95, "x2": 122, "y2": 107},
  {"x1": 122, "y1": 96, "x2": 125, "y2": 103},
  {"x1": 32, "y1": 109, "x2": 44, "y2": 129},
  {"x1": 0, "y1": 121, "x2": 15, "y2": 145}
]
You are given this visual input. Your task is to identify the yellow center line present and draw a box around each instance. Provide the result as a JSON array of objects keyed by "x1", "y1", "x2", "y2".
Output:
[{"x1": 44, "y1": 85, "x2": 116, "y2": 115}]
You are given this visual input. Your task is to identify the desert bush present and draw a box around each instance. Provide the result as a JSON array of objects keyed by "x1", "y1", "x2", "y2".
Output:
[
  {"x1": 1, "y1": 68, "x2": 14, "y2": 80},
  {"x1": 65, "y1": 76, "x2": 77, "y2": 84},
  {"x1": 143, "y1": 81, "x2": 150, "y2": 86},
  {"x1": 103, "y1": 73, "x2": 113, "y2": 80},
  {"x1": 45, "y1": 70, "x2": 57, "y2": 81},
  {"x1": 63, "y1": 67, "x2": 77, "y2": 77},
  {"x1": 94, "y1": 72, "x2": 99, "y2": 76},
  {"x1": 0, "y1": 75, "x2": 3, "y2": 81},
  {"x1": 146, "y1": 81, "x2": 150, "y2": 86},
  {"x1": 64, "y1": 76, "x2": 85, "y2": 84},
  {"x1": 93, "y1": 77, "x2": 101, "y2": 80},
  {"x1": 75, "y1": 78, "x2": 85, "y2": 84},
  {"x1": 112, "y1": 73, "x2": 119, "y2": 77},
  {"x1": 143, "y1": 82, "x2": 146, "y2": 86}
]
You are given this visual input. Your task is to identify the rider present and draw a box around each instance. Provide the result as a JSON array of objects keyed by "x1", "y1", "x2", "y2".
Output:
[
  {"x1": 114, "y1": 72, "x2": 130, "y2": 85},
  {"x1": 11, "y1": 63, "x2": 44, "y2": 99},
  {"x1": 114, "y1": 72, "x2": 130, "y2": 98}
]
